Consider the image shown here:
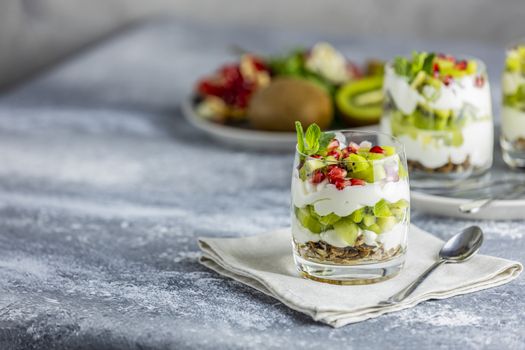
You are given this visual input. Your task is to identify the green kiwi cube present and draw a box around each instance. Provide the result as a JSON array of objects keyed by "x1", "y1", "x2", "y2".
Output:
[{"x1": 333, "y1": 219, "x2": 360, "y2": 246}]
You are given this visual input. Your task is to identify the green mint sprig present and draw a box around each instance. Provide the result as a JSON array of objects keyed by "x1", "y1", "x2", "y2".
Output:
[
  {"x1": 393, "y1": 51, "x2": 435, "y2": 81},
  {"x1": 295, "y1": 121, "x2": 335, "y2": 156}
]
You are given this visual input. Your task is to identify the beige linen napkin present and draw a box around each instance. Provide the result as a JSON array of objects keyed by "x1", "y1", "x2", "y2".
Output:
[{"x1": 198, "y1": 224, "x2": 522, "y2": 328}]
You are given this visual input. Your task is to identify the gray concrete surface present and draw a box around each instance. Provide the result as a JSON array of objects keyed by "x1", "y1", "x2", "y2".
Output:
[{"x1": 0, "y1": 20, "x2": 523, "y2": 349}]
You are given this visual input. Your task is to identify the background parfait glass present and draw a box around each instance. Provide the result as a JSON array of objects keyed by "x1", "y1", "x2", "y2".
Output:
[
  {"x1": 501, "y1": 43, "x2": 525, "y2": 168},
  {"x1": 381, "y1": 54, "x2": 493, "y2": 188},
  {"x1": 291, "y1": 130, "x2": 410, "y2": 285}
]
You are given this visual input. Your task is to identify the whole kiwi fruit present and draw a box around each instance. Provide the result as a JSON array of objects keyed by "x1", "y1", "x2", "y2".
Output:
[{"x1": 247, "y1": 77, "x2": 333, "y2": 131}]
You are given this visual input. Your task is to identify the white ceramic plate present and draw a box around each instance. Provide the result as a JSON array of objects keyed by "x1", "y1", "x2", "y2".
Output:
[
  {"x1": 181, "y1": 96, "x2": 377, "y2": 151},
  {"x1": 411, "y1": 190, "x2": 525, "y2": 220}
]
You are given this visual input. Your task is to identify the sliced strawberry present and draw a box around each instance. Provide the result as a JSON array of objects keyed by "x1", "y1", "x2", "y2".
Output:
[
  {"x1": 311, "y1": 171, "x2": 326, "y2": 184},
  {"x1": 370, "y1": 145, "x2": 385, "y2": 154},
  {"x1": 350, "y1": 178, "x2": 366, "y2": 186}
]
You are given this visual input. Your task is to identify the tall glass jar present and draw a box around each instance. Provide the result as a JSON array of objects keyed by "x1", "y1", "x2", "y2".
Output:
[
  {"x1": 501, "y1": 43, "x2": 525, "y2": 168},
  {"x1": 291, "y1": 130, "x2": 410, "y2": 285},
  {"x1": 381, "y1": 53, "x2": 493, "y2": 187}
]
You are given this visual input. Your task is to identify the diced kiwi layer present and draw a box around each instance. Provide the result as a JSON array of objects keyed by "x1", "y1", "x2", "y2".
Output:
[
  {"x1": 294, "y1": 199, "x2": 409, "y2": 246},
  {"x1": 388, "y1": 103, "x2": 466, "y2": 147}
]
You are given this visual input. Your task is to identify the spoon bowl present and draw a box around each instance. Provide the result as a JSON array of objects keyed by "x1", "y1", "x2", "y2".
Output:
[{"x1": 439, "y1": 226, "x2": 484, "y2": 262}]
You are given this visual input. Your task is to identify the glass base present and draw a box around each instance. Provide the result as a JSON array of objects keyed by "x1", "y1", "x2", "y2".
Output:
[
  {"x1": 294, "y1": 253, "x2": 405, "y2": 285},
  {"x1": 501, "y1": 137, "x2": 525, "y2": 169}
]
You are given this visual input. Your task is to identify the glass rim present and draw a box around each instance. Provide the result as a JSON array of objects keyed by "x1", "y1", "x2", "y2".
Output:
[
  {"x1": 385, "y1": 53, "x2": 487, "y2": 78},
  {"x1": 295, "y1": 128, "x2": 405, "y2": 162}
]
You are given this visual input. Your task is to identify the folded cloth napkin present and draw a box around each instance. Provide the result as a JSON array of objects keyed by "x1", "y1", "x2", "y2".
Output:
[{"x1": 199, "y1": 224, "x2": 522, "y2": 327}]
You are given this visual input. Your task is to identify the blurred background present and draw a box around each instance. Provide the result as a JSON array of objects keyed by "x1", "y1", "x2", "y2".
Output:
[{"x1": 1, "y1": 0, "x2": 525, "y2": 91}]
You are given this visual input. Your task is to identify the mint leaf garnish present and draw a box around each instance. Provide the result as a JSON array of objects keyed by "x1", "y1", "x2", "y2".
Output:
[
  {"x1": 295, "y1": 121, "x2": 305, "y2": 153},
  {"x1": 319, "y1": 131, "x2": 335, "y2": 150},
  {"x1": 393, "y1": 57, "x2": 409, "y2": 76},
  {"x1": 304, "y1": 124, "x2": 321, "y2": 154},
  {"x1": 422, "y1": 53, "x2": 436, "y2": 74}
]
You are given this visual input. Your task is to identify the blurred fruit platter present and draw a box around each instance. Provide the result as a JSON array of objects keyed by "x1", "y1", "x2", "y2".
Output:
[{"x1": 182, "y1": 42, "x2": 384, "y2": 149}]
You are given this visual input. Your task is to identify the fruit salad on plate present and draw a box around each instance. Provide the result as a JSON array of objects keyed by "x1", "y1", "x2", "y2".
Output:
[
  {"x1": 291, "y1": 123, "x2": 409, "y2": 271},
  {"x1": 381, "y1": 52, "x2": 493, "y2": 178},
  {"x1": 501, "y1": 45, "x2": 525, "y2": 157},
  {"x1": 194, "y1": 42, "x2": 385, "y2": 131}
]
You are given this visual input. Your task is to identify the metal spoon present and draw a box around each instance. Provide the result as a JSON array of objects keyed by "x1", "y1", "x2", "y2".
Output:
[
  {"x1": 381, "y1": 226, "x2": 484, "y2": 305},
  {"x1": 459, "y1": 185, "x2": 525, "y2": 214}
]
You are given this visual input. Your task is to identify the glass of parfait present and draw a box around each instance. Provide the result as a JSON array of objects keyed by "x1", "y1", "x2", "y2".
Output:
[
  {"x1": 291, "y1": 123, "x2": 410, "y2": 284},
  {"x1": 501, "y1": 43, "x2": 525, "y2": 168},
  {"x1": 381, "y1": 52, "x2": 493, "y2": 187}
]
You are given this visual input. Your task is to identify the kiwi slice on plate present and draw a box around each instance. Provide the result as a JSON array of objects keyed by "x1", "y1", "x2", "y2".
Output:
[{"x1": 336, "y1": 76, "x2": 383, "y2": 126}]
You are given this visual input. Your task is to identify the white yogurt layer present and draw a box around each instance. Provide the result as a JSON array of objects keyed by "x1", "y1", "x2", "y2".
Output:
[
  {"x1": 292, "y1": 216, "x2": 407, "y2": 250},
  {"x1": 502, "y1": 106, "x2": 525, "y2": 142},
  {"x1": 377, "y1": 223, "x2": 407, "y2": 250},
  {"x1": 381, "y1": 117, "x2": 493, "y2": 168},
  {"x1": 291, "y1": 175, "x2": 410, "y2": 217},
  {"x1": 384, "y1": 65, "x2": 492, "y2": 118}
]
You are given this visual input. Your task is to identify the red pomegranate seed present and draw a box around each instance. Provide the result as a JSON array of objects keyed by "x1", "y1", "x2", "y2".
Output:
[
  {"x1": 327, "y1": 139, "x2": 340, "y2": 151},
  {"x1": 456, "y1": 60, "x2": 467, "y2": 70},
  {"x1": 328, "y1": 167, "x2": 347, "y2": 184},
  {"x1": 327, "y1": 150, "x2": 341, "y2": 159},
  {"x1": 311, "y1": 171, "x2": 326, "y2": 184},
  {"x1": 433, "y1": 63, "x2": 440, "y2": 73},
  {"x1": 311, "y1": 154, "x2": 322, "y2": 159},
  {"x1": 475, "y1": 75, "x2": 485, "y2": 88},
  {"x1": 350, "y1": 178, "x2": 366, "y2": 186},
  {"x1": 370, "y1": 145, "x2": 385, "y2": 154},
  {"x1": 443, "y1": 75, "x2": 453, "y2": 86},
  {"x1": 334, "y1": 179, "x2": 350, "y2": 190}
]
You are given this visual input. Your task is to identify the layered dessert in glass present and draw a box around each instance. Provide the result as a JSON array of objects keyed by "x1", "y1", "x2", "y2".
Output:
[
  {"x1": 501, "y1": 44, "x2": 525, "y2": 167},
  {"x1": 381, "y1": 52, "x2": 493, "y2": 185},
  {"x1": 292, "y1": 123, "x2": 409, "y2": 284}
]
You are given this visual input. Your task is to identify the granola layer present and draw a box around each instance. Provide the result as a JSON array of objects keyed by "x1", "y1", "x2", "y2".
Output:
[
  {"x1": 295, "y1": 238, "x2": 402, "y2": 265},
  {"x1": 407, "y1": 156, "x2": 471, "y2": 174},
  {"x1": 514, "y1": 137, "x2": 525, "y2": 151}
]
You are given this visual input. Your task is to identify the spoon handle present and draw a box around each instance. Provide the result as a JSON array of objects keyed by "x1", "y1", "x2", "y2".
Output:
[
  {"x1": 459, "y1": 185, "x2": 525, "y2": 214},
  {"x1": 458, "y1": 198, "x2": 493, "y2": 214},
  {"x1": 383, "y1": 259, "x2": 446, "y2": 304}
]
